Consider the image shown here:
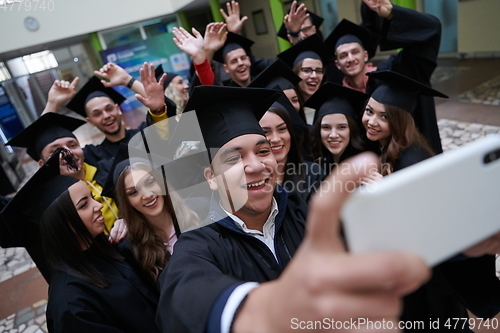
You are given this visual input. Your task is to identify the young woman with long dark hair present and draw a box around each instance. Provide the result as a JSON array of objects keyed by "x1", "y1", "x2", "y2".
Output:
[
  {"x1": 259, "y1": 97, "x2": 323, "y2": 202},
  {"x1": 361, "y1": 70, "x2": 447, "y2": 176},
  {"x1": 2, "y1": 149, "x2": 160, "y2": 333},
  {"x1": 305, "y1": 83, "x2": 368, "y2": 174},
  {"x1": 249, "y1": 59, "x2": 314, "y2": 160},
  {"x1": 113, "y1": 161, "x2": 200, "y2": 281}
]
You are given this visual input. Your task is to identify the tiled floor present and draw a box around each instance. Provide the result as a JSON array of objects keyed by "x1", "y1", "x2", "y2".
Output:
[{"x1": 2, "y1": 57, "x2": 500, "y2": 332}]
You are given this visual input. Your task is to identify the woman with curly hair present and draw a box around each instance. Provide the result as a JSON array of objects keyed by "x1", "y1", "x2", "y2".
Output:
[{"x1": 155, "y1": 65, "x2": 189, "y2": 119}]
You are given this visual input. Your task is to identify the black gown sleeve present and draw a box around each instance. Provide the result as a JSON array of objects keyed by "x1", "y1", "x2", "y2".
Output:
[
  {"x1": 378, "y1": 5, "x2": 441, "y2": 79},
  {"x1": 250, "y1": 55, "x2": 274, "y2": 78},
  {"x1": 47, "y1": 259, "x2": 160, "y2": 333},
  {"x1": 83, "y1": 144, "x2": 104, "y2": 169},
  {"x1": 303, "y1": 161, "x2": 324, "y2": 202},
  {"x1": 56, "y1": 310, "x2": 126, "y2": 333},
  {"x1": 439, "y1": 255, "x2": 500, "y2": 319},
  {"x1": 393, "y1": 144, "x2": 431, "y2": 172},
  {"x1": 373, "y1": 5, "x2": 443, "y2": 155}
]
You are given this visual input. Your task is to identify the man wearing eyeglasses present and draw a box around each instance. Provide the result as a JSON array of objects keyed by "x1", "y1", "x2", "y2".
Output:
[{"x1": 277, "y1": 1, "x2": 324, "y2": 45}]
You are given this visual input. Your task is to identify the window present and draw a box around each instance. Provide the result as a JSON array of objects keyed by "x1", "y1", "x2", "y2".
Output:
[
  {"x1": 22, "y1": 50, "x2": 58, "y2": 74},
  {"x1": 0, "y1": 62, "x2": 11, "y2": 82}
]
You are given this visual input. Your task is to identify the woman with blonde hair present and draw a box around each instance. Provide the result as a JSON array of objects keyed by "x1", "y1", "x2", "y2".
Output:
[{"x1": 155, "y1": 65, "x2": 189, "y2": 119}]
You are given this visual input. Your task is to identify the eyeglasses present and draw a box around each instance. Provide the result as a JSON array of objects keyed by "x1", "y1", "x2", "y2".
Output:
[
  {"x1": 300, "y1": 67, "x2": 324, "y2": 75},
  {"x1": 299, "y1": 25, "x2": 314, "y2": 33}
]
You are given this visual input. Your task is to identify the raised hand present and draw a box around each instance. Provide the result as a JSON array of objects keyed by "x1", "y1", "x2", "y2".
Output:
[
  {"x1": 284, "y1": 0, "x2": 309, "y2": 33},
  {"x1": 233, "y1": 153, "x2": 430, "y2": 332},
  {"x1": 173, "y1": 27, "x2": 206, "y2": 65},
  {"x1": 220, "y1": 1, "x2": 248, "y2": 34},
  {"x1": 362, "y1": 0, "x2": 393, "y2": 18},
  {"x1": 135, "y1": 62, "x2": 166, "y2": 113},
  {"x1": 94, "y1": 62, "x2": 132, "y2": 87},
  {"x1": 48, "y1": 77, "x2": 79, "y2": 106},
  {"x1": 203, "y1": 22, "x2": 228, "y2": 61},
  {"x1": 42, "y1": 77, "x2": 80, "y2": 115}
]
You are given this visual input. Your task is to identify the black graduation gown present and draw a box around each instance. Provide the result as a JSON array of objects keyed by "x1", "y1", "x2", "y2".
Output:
[
  {"x1": 46, "y1": 252, "x2": 160, "y2": 333},
  {"x1": 84, "y1": 128, "x2": 140, "y2": 169},
  {"x1": 0, "y1": 159, "x2": 119, "y2": 283},
  {"x1": 317, "y1": 145, "x2": 365, "y2": 179},
  {"x1": 156, "y1": 186, "x2": 308, "y2": 333},
  {"x1": 393, "y1": 143, "x2": 431, "y2": 172},
  {"x1": 282, "y1": 160, "x2": 324, "y2": 203},
  {"x1": 401, "y1": 256, "x2": 500, "y2": 332},
  {"x1": 359, "y1": 5, "x2": 443, "y2": 155}
]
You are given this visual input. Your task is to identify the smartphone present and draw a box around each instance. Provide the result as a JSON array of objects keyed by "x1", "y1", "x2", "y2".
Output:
[{"x1": 341, "y1": 135, "x2": 500, "y2": 266}]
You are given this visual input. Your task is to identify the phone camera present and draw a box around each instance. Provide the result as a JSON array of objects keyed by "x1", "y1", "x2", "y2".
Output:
[{"x1": 484, "y1": 149, "x2": 500, "y2": 164}]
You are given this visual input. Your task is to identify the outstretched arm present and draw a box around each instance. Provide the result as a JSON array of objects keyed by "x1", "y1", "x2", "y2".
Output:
[
  {"x1": 158, "y1": 153, "x2": 430, "y2": 333},
  {"x1": 41, "y1": 77, "x2": 80, "y2": 115},
  {"x1": 362, "y1": 0, "x2": 393, "y2": 19},
  {"x1": 220, "y1": 1, "x2": 248, "y2": 35},
  {"x1": 94, "y1": 63, "x2": 146, "y2": 97},
  {"x1": 173, "y1": 26, "x2": 216, "y2": 86},
  {"x1": 173, "y1": 27, "x2": 207, "y2": 65},
  {"x1": 233, "y1": 153, "x2": 429, "y2": 332},
  {"x1": 203, "y1": 22, "x2": 228, "y2": 62},
  {"x1": 284, "y1": 1, "x2": 309, "y2": 44}
]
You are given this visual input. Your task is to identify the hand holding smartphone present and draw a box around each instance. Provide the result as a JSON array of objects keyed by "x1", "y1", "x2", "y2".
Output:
[{"x1": 341, "y1": 135, "x2": 500, "y2": 266}]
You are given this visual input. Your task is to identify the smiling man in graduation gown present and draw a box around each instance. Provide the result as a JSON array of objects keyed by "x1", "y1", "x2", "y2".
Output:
[
  {"x1": 63, "y1": 76, "x2": 170, "y2": 169},
  {"x1": 156, "y1": 85, "x2": 430, "y2": 333},
  {"x1": 5, "y1": 112, "x2": 119, "y2": 231},
  {"x1": 212, "y1": 33, "x2": 273, "y2": 88}
]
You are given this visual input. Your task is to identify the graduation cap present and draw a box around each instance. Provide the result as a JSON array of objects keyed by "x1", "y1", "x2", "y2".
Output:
[
  {"x1": 248, "y1": 59, "x2": 301, "y2": 90},
  {"x1": 5, "y1": 113, "x2": 85, "y2": 161},
  {"x1": 324, "y1": 19, "x2": 378, "y2": 60},
  {"x1": 66, "y1": 76, "x2": 126, "y2": 118},
  {"x1": 277, "y1": 11, "x2": 324, "y2": 41},
  {"x1": 270, "y1": 94, "x2": 308, "y2": 137},
  {"x1": 277, "y1": 34, "x2": 333, "y2": 69},
  {"x1": 213, "y1": 32, "x2": 255, "y2": 64},
  {"x1": 155, "y1": 64, "x2": 179, "y2": 91},
  {"x1": 367, "y1": 70, "x2": 448, "y2": 115},
  {"x1": 1, "y1": 148, "x2": 79, "y2": 225},
  {"x1": 183, "y1": 86, "x2": 282, "y2": 160},
  {"x1": 101, "y1": 142, "x2": 175, "y2": 198},
  {"x1": 305, "y1": 82, "x2": 369, "y2": 124}
]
